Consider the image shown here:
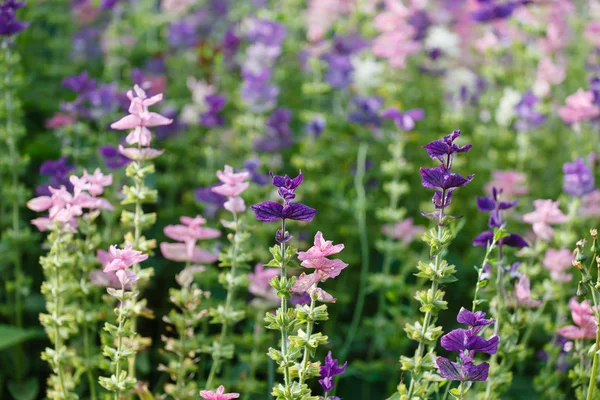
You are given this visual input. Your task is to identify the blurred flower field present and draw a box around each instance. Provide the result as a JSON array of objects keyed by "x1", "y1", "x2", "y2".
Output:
[{"x1": 2, "y1": 0, "x2": 600, "y2": 399}]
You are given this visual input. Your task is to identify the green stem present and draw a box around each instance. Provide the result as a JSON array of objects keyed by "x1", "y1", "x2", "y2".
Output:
[
  {"x1": 52, "y1": 232, "x2": 69, "y2": 398},
  {"x1": 298, "y1": 298, "x2": 316, "y2": 384},
  {"x1": 586, "y1": 287, "x2": 600, "y2": 400},
  {"x1": 280, "y1": 218, "x2": 291, "y2": 388},
  {"x1": 340, "y1": 142, "x2": 369, "y2": 359},
  {"x1": 115, "y1": 287, "x2": 127, "y2": 400}
]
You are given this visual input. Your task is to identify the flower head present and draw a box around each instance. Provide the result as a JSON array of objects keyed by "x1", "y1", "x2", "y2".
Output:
[
  {"x1": 563, "y1": 158, "x2": 595, "y2": 197},
  {"x1": 558, "y1": 89, "x2": 600, "y2": 124},
  {"x1": 558, "y1": 297, "x2": 597, "y2": 340},
  {"x1": 199, "y1": 385, "x2": 240, "y2": 400},
  {"x1": 248, "y1": 263, "x2": 279, "y2": 304},
  {"x1": 382, "y1": 107, "x2": 425, "y2": 131},
  {"x1": 523, "y1": 199, "x2": 568, "y2": 241},
  {"x1": 543, "y1": 248, "x2": 573, "y2": 282},
  {"x1": 381, "y1": 218, "x2": 425, "y2": 246},
  {"x1": 0, "y1": 0, "x2": 28, "y2": 36},
  {"x1": 104, "y1": 243, "x2": 148, "y2": 273},
  {"x1": 485, "y1": 170, "x2": 528, "y2": 199},
  {"x1": 514, "y1": 274, "x2": 543, "y2": 309},
  {"x1": 423, "y1": 130, "x2": 472, "y2": 167},
  {"x1": 319, "y1": 352, "x2": 347, "y2": 393}
]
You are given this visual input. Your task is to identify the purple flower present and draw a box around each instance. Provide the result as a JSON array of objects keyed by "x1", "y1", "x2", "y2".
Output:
[
  {"x1": 168, "y1": 20, "x2": 198, "y2": 49},
  {"x1": 62, "y1": 71, "x2": 96, "y2": 95},
  {"x1": 563, "y1": 158, "x2": 595, "y2": 197},
  {"x1": 200, "y1": 94, "x2": 227, "y2": 127},
  {"x1": 423, "y1": 130, "x2": 472, "y2": 167},
  {"x1": 420, "y1": 164, "x2": 474, "y2": 192},
  {"x1": 382, "y1": 107, "x2": 425, "y2": 131},
  {"x1": 476, "y1": 187, "x2": 518, "y2": 228},
  {"x1": 472, "y1": 230, "x2": 528, "y2": 249},
  {"x1": 348, "y1": 96, "x2": 384, "y2": 127},
  {"x1": 305, "y1": 116, "x2": 326, "y2": 137},
  {"x1": 514, "y1": 91, "x2": 545, "y2": 131},
  {"x1": 253, "y1": 108, "x2": 293, "y2": 152},
  {"x1": 36, "y1": 157, "x2": 75, "y2": 195},
  {"x1": 244, "y1": 159, "x2": 270, "y2": 185},
  {"x1": 98, "y1": 145, "x2": 131, "y2": 170},
  {"x1": 322, "y1": 53, "x2": 354, "y2": 89},
  {"x1": 251, "y1": 171, "x2": 317, "y2": 225},
  {"x1": 0, "y1": 0, "x2": 28, "y2": 37},
  {"x1": 244, "y1": 18, "x2": 286, "y2": 47},
  {"x1": 436, "y1": 358, "x2": 490, "y2": 382},
  {"x1": 471, "y1": 1, "x2": 528, "y2": 23},
  {"x1": 240, "y1": 69, "x2": 279, "y2": 113},
  {"x1": 318, "y1": 352, "x2": 347, "y2": 393},
  {"x1": 196, "y1": 185, "x2": 227, "y2": 207},
  {"x1": 441, "y1": 329, "x2": 499, "y2": 354},
  {"x1": 456, "y1": 307, "x2": 494, "y2": 334}
]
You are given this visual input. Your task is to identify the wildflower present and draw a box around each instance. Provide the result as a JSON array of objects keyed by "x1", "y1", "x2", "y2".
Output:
[
  {"x1": 103, "y1": 243, "x2": 148, "y2": 272},
  {"x1": 558, "y1": 297, "x2": 597, "y2": 340},
  {"x1": 580, "y1": 190, "x2": 600, "y2": 217},
  {"x1": 98, "y1": 145, "x2": 131, "y2": 170},
  {"x1": 0, "y1": 0, "x2": 29, "y2": 36},
  {"x1": 251, "y1": 171, "x2": 317, "y2": 224},
  {"x1": 514, "y1": 91, "x2": 545, "y2": 131},
  {"x1": 514, "y1": 275, "x2": 543, "y2": 308},
  {"x1": 82, "y1": 168, "x2": 112, "y2": 196},
  {"x1": 253, "y1": 108, "x2": 293, "y2": 152},
  {"x1": 381, "y1": 218, "x2": 425, "y2": 246},
  {"x1": 211, "y1": 165, "x2": 250, "y2": 197},
  {"x1": 543, "y1": 248, "x2": 573, "y2": 282},
  {"x1": 558, "y1": 89, "x2": 600, "y2": 124},
  {"x1": 244, "y1": 159, "x2": 270, "y2": 186},
  {"x1": 533, "y1": 57, "x2": 566, "y2": 97},
  {"x1": 199, "y1": 385, "x2": 240, "y2": 400},
  {"x1": 305, "y1": 116, "x2": 326, "y2": 137},
  {"x1": 473, "y1": 188, "x2": 528, "y2": 248},
  {"x1": 436, "y1": 308, "x2": 498, "y2": 383},
  {"x1": 240, "y1": 69, "x2": 279, "y2": 113},
  {"x1": 110, "y1": 85, "x2": 173, "y2": 147},
  {"x1": 523, "y1": 199, "x2": 568, "y2": 241},
  {"x1": 248, "y1": 263, "x2": 279, "y2": 304},
  {"x1": 485, "y1": 170, "x2": 528, "y2": 199},
  {"x1": 563, "y1": 158, "x2": 595, "y2": 197},
  {"x1": 382, "y1": 107, "x2": 425, "y2": 131},
  {"x1": 373, "y1": 0, "x2": 420, "y2": 69},
  {"x1": 200, "y1": 94, "x2": 227, "y2": 127},
  {"x1": 423, "y1": 130, "x2": 472, "y2": 168},
  {"x1": 36, "y1": 156, "x2": 75, "y2": 196},
  {"x1": 160, "y1": 242, "x2": 218, "y2": 263},
  {"x1": 348, "y1": 96, "x2": 383, "y2": 127},
  {"x1": 319, "y1": 352, "x2": 347, "y2": 393},
  {"x1": 471, "y1": 1, "x2": 527, "y2": 23}
]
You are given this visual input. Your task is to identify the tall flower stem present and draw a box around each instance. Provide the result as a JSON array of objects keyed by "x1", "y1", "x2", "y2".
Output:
[
  {"x1": 341, "y1": 142, "x2": 369, "y2": 359},
  {"x1": 279, "y1": 218, "x2": 291, "y2": 387},
  {"x1": 207, "y1": 214, "x2": 240, "y2": 388},
  {"x1": 298, "y1": 297, "x2": 316, "y2": 384},
  {"x1": 484, "y1": 245, "x2": 505, "y2": 400},
  {"x1": 114, "y1": 286, "x2": 127, "y2": 400}
]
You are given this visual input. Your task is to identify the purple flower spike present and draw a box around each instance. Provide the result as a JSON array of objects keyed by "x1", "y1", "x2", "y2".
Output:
[
  {"x1": 436, "y1": 357, "x2": 490, "y2": 382},
  {"x1": 420, "y1": 165, "x2": 474, "y2": 191},
  {"x1": 456, "y1": 307, "x2": 493, "y2": 332},
  {"x1": 319, "y1": 352, "x2": 347, "y2": 393},
  {"x1": 472, "y1": 230, "x2": 528, "y2": 249},
  {"x1": 423, "y1": 130, "x2": 472, "y2": 166},
  {"x1": 0, "y1": 0, "x2": 28, "y2": 37},
  {"x1": 563, "y1": 158, "x2": 595, "y2": 197},
  {"x1": 382, "y1": 107, "x2": 425, "y2": 131}
]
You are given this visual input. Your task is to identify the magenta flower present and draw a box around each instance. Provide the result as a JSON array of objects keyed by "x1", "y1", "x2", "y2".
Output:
[
  {"x1": 110, "y1": 85, "x2": 173, "y2": 146},
  {"x1": 381, "y1": 218, "x2": 425, "y2": 246},
  {"x1": 558, "y1": 89, "x2": 600, "y2": 124},
  {"x1": 485, "y1": 170, "x2": 528, "y2": 199},
  {"x1": 514, "y1": 274, "x2": 542, "y2": 309},
  {"x1": 103, "y1": 243, "x2": 148, "y2": 272},
  {"x1": 199, "y1": 385, "x2": 239, "y2": 400},
  {"x1": 319, "y1": 351, "x2": 347, "y2": 393},
  {"x1": 522, "y1": 199, "x2": 568, "y2": 241},
  {"x1": 248, "y1": 263, "x2": 279, "y2": 304},
  {"x1": 543, "y1": 248, "x2": 573, "y2": 282},
  {"x1": 558, "y1": 297, "x2": 597, "y2": 340}
]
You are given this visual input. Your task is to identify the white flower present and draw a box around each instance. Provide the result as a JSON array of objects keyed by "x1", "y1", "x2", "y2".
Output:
[
  {"x1": 351, "y1": 56, "x2": 385, "y2": 94},
  {"x1": 495, "y1": 87, "x2": 521, "y2": 127},
  {"x1": 425, "y1": 26, "x2": 460, "y2": 57}
]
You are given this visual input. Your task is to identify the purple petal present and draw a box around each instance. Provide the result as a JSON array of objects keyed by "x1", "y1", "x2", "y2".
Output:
[
  {"x1": 464, "y1": 361, "x2": 490, "y2": 381},
  {"x1": 440, "y1": 329, "x2": 468, "y2": 352},
  {"x1": 436, "y1": 357, "x2": 463, "y2": 381},
  {"x1": 251, "y1": 201, "x2": 284, "y2": 222},
  {"x1": 498, "y1": 200, "x2": 518, "y2": 210},
  {"x1": 420, "y1": 165, "x2": 447, "y2": 189},
  {"x1": 472, "y1": 231, "x2": 494, "y2": 247},
  {"x1": 282, "y1": 203, "x2": 317, "y2": 222},
  {"x1": 405, "y1": 108, "x2": 425, "y2": 120},
  {"x1": 477, "y1": 196, "x2": 496, "y2": 212},
  {"x1": 467, "y1": 335, "x2": 499, "y2": 354},
  {"x1": 502, "y1": 233, "x2": 528, "y2": 248}
]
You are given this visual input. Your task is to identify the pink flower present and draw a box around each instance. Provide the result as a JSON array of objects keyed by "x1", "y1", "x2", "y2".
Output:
[
  {"x1": 522, "y1": 199, "x2": 568, "y2": 241},
  {"x1": 298, "y1": 231, "x2": 344, "y2": 261},
  {"x1": 580, "y1": 190, "x2": 600, "y2": 217},
  {"x1": 533, "y1": 57, "x2": 565, "y2": 97},
  {"x1": 82, "y1": 168, "x2": 113, "y2": 196},
  {"x1": 485, "y1": 170, "x2": 528, "y2": 199},
  {"x1": 116, "y1": 269, "x2": 139, "y2": 287},
  {"x1": 543, "y1": 248, "x2": 573, "y2": 282},
  {"x1": 381, "y1": 218, "x2": 425, "y2": 246},
  {"x1": 164, "y1": 216, "x2": 221, "y2": 243},
  {"x1": 176, "y1": 265, "x2": 206, "y2": 287},
  {"x1": 305, "y1": 0, "x2": 352, "y2": 42},
  {"x1": 372, "y1": 0, "x2": 420, "y2": 69},
  {"x1": 248, "y1": 263, "x2": 279, "y2": 303},
  {"x1": 514, "y1": 275, "x2": 543, "y2": 309},
  {"x1": 118, "y1": 145, "x2": 164, "y2": 161},
  {"x1": 558, "y1": 297, "x2": 597, "y2": 340},
  {"x1": 104, "y1": 243, "x2": 148, "y2": 273},
  {"x1": 110, "y1": 84, "x2": 172, "y2": 146},
  {"x1": 211, "y1": 182, "x2": 249, "y2": 197},
  {"x1": 160, "y1": 242, "x2": 218, "y2": 263},
  {"x1": 45, "y1": 113, "x2": 75, "y2": 129},
  {"x1": 216, "y1": 165, "x2": 250, "y2": 185},
  {"x1": 224, "y1": 197, "x2": 246, "y2": 214},
  {"x1": 199, "y1": 385, "x2": 240, "y2": 400},
  {"x1": 585, "y1": 21, "x2": 600, "y2": 47},
  {"x1": 558, "y1": 89, "x2": 600, "y2": 124}
]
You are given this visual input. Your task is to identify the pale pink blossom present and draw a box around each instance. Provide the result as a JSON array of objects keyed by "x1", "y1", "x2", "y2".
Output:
[
  {"x1": 116, "y1": 269, "x2": 139, "y2": 287},
  {"x1": 543, "y1": 248, "x2": 573, "y2": 282},
  {"x1": 381, "y1": 218, "x2": 425, "y2": 246},
  {"x1": 110, "y1": 85, "x2": 173, "y2": 146},
  {"x1": 580, "y1": 190, "x2": 600, "y2": 217},
  {"x1": 523, "y1": 199, "x2": 568, "y2": 241},
  {"x1": 307, "y1": 286, "x2": 336, "y2": 303},
  {"x1": 514, "y1": 275, "x2": 543, "y2": 309},
  {"x1": 558, "y1": 297, "x2": 597, "y2": 340},
  {"x1": 224, "y1": 197, "x2": 246, "y2": 214},
  {"x1": 104, "y1": 243, "x2": 148, "y2": 272},
  {"x1": 485, "y1": 170, "x2": 528, "y2": 199},
  {"x1": 82, "y1": 168, "x2": 113, "y2": 196},
  {"x1": 248, "y1": 263, "x2": 279, "y2": 303},
  {"x1": 298, "y1": 231, "x2": 344, "y2": 261},
  {"x1": 305, "y1": 0, "x2": 352, "y2": 42},
  {"x1": 558, "y1": 89, "x2": 600, "y2": 124},
  {"x1": 533, "y1": 57, "x2": 566, "y2": 97},
  {"x1": 211, "y1": 182, "x2": 249, "y2": 197},
  {"x1": 372, "y1": 0, "x2": 420, "y2": 69},
  {"x1": 160, "y1": 242, "x2": 218, "y2": 263},
  {"x1": 586, "y1": 21, "x2": 600, "y2": 47},
  {"x1": 216, "y1": 165, "x2": 251, "y2": 185},
  {"x1": 199, "y1": 386, "x2": 239, "y2": 400}
]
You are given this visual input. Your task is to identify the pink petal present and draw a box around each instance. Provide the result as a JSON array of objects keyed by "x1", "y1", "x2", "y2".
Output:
[
  {"x1": 110, "y1": 114, "x2": 141, "y2": 130},
  {"x1": 27, "y1": 196, "x2": 53, "y2": 212}
]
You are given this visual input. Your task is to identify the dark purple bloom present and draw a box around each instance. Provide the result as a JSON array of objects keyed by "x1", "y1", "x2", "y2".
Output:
[
  {"x1": 0, "y1": 0, "x2": 28, "y2": 37},
  {"x1": 476, "y1": 187, "x2": 518, "y2": 228},
  {"x1": 563, "y1": 158, "x2": 595, "y2": 197},
  {"x1": 99, "y1": 0, "x2": 120, "y2": 9},
  {"x1": 471, "y1": 1, "x2": 529, "y2": 23},
  {"x1": 409, "y1": 10, "x2": 431, "y2": 40},
  {"x1": 195, "y1": 185, "x2": 227, "y2": 207},
  {"x1": 253, "y1": 108, "x2": 293, "y2": 152},
  {"x1": 98, "y1": 145, "x2": 131, "y2": 169},
  {"x1": 423, "y1": 130, "x2": 472, "y2": 167},
  {"x1": 441, "y1": 329, "x2": 499, "y2": 354},
  {"x1": 200, "y1": 94, "x2": 227, "y2": 127},
  {"x1": 223, "y1": 27, "x2": 240, "y2": 59},
  {"x1": 36, "y1": 156, "x2": 75, "y2": 195},
  {"x1": 514, "y1": 91, "x2": 545, "y2": 131},
  {"x1": 591, "y1": 77, "x2": 600, "y2": 106},
  {"x1": 436, "y1": 358, "x2": 489, "y2": 382},
  {"x1": 472, "y1": 230, "x2": 528, "y2": 249},
  {"x1": 348, "y1": 96, "x2": 384, "y2": 127},
  {"x1": 456, "y1": 307, "x2": 494, "y2": 334},
  {"x1": 241, "y1": 69, "x2": 279, "y2": 113},
  {"x1": 382, "y1": 107, "x2": 425, "y2": 131},
  {"x1": 332, "y1": 33, "x2": 368, "y2": 55},
  {"x1": 305, "y1": 116, "x2": 326, "y2": 137},
  {"x1": 289, "y1": 291, "x2": 311, "y2": 306},
  {"x1": 318, "y1": 352, "x2": 347, "y2": 393},
  {"x1": 244, "y1": 159, "x2": 270, "y2": 185},
  {"x1": 420, "y1": 165, "x2": 474, "y2": 191}
]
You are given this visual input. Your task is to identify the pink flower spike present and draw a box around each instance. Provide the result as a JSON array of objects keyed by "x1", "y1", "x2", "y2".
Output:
[
  {"x1": 523, "y1": 199, "x2": 568, "y2": 242},
  {"x1": 558, "y1": 297, "x2": 597, "y2": 340},
  {"x1": 224, "y1": 197, "x2": 246, "y2": 214},
  {"x1": 82, "y1": 168, "x2": 113, "y2": 196},
  {"x1": 543, "y1": 248, "x2": 573, "y2": 282},
  {"x1": 116, "y1": 269, "x2": 139, "y2": 287},
  {"x1": 211, "y1": 182, "x2": 249, "y2": 197},
  {"x1": 297, "y1": 232, "x2": 344, "y2": 261},
  {"x1": 216, "y1": 165, "x2": 250, "y2": 185},
  {"x1": 514, "y1": 275, "x2": 543, "y2": 309},
  {"x1": 558, "y1": 89, "x2": 600, "y2": 124},
  {"x1": 301, "y1": 257, "x2": 348, "y2": 279},
  {"x1": 199, "y1": 385, "x2": 240, "y2": 400},
  {"x1": 180, "y1": 215, "x2": 207, "y2": 227},
  {"x1": 160, "y1": 242, "x2": 218, "y2": 263},
  {"x1": 104, "y1": 243, "x2": 148, "y2": 273}
]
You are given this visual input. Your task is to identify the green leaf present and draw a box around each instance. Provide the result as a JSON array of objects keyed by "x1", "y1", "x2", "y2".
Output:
[
  {"x1": 8, "y1": 378, "x2": 39, "y2": 400},
  {"x1": 0, "y1": 325, "x2": 45, "y2": 350}
]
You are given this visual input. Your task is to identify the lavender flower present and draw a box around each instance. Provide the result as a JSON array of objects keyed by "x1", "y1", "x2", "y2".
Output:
[
  {"x1": 319, "y1": 352, "x2": 347, "y2": 394},
  {"x1": 250, "y1": 171, "x2": 317, "y2": 229},
  {"x1": 240, "y1": 69, "x2": 279, "y2": 113},
  {"x1": 253, "y1": 108, "x2": 293, "y2": 152},
  {"x1": 514, "y1": 91, "x2": 545, "y2": 131},
  {"x1": 244, "y1": 159, "x2": 270, "y2": 185},
  {"x1": 305, "y1": 116, "x2": 326, "y2": 137},
  {"x1": 436, "y1": 308, "x2": 499, "y2": 383},
  {"x1": 200, "y1": 94, "x2": 227, "y2": 127},
  {"x1": 348, "y1": 96, "x2": 384, "y2": 127},
  {"x1": 168, "y1": 20, "x2": 198, "y2": 49},
  {"x1": 563, "y1": 158, "x2": 595, "y2": 197},
  {"x1": 321, "y1": 33, "x2": 367, "y2": 89},
  {"x1": 36, "y1": 156, "x2": 75, "y2": 195},
  {"x1": 98, "y1": 145, "x2": 131, "y2": 170},
  {"x1": 382, "y1": 107, "x2": 425, "y2": 131},
  {"x1": 471, "y1": 1, "x2": 529, "y2": 23},
  {"x1": 0, "y1": 0, "x2": 28, "y2": 36}
]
